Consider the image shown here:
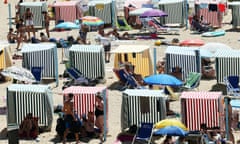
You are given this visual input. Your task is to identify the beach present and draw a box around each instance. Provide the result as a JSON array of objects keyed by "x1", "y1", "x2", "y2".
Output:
[{"x1": 0, "y1": 0, "x2": 240, "y2": 143}]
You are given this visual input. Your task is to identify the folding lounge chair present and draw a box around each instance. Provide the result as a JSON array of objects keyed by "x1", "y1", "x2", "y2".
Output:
[
  {"x1": 224, "y1": 76, "x2": 240, "y2": 96},
  {"x1": 150, "y1": 18, "x2": 180, "y2": 34},
  {"x1": 116, "y1": 17, "x2": 132, "y2": 31},
  {"x1": 113, "y1": 68, "x2": 128, "y2": 84},
  {"x1": 31, "y1": 66, "x2": 42, "y2": 83},
  {"x1": 66, "y1": 67, "x2": 89, "y2": 85},
  {"x1": 181, "y1": 72, "x2": 201, "y2": 91},
  {"x1": 132, "y1": 123, "x2": 153, "y2": 144}
]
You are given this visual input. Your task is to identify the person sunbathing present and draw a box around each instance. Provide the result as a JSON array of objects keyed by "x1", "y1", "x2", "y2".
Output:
[
  {"x1": 110, "y1": 27, "x2": 130, "y2": 40},
  {"x1": 191, "y1": 15, "x2": 210, "y2": 33},
  {"x1": 7, "y1": 28, "x2": 17, "y2": 43}
]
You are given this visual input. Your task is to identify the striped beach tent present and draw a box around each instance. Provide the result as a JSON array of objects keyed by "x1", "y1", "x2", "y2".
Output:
[
  {"x1": 88, "y1": 0, "x2": 117, "y2": 25},
  {"x1": 121, "y1": 89, "x2": 167, "y2": 131},
  {"x1": 214, "y1": 49, "x2": 240, "y2": 83},
  {"x1": 165, "y1": 46, "x2": 201, "y2": 81},
  {"x1": 21, "y1": 43, "x2": 59, "y2": 86},
  {"x1": 7, "y1": 84, "x2": 54, "y2": 131},
  {"x1": 62, "y1": 86, "x2": 108, "y2": 139},
  {"x1": 52, "y1": 1, "x2": 82, "y2": 23},
  {"x1": 19, "y1": 2, "x2": 47, "y2": 28},
  {"x1": 69, "y1": 45, "x2": 105, "y2": 79},
  {"x1": 158, "y1": 0, "x2": 187, "y2": 26},
  {"x1": 0, "y1": 42, "x2": 12, "y2": 71},
  {"x1": 228, "y1": 2, "x2": 240, "y2": 28},
  {"x1": 180, "y1": 91, "x2": 223, "y2": 131},
  {"x1": 111, "y1": 45, "x2": 153, "y2": 77}
]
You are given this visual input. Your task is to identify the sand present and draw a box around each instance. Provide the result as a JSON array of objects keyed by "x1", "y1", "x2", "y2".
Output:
[{"x1": 0, "y1": 0, "x2": 240, "y2": 144}]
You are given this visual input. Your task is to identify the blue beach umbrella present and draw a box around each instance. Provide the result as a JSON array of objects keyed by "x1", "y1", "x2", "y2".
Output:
[
  {"x1": 143, "y1": 74, "x2": 183, "y2": 86},
  {"x1": 154, "y1": 126, "x2": 189, "y2": 136},
  {"x1": 55, "y1": 22, "x2": 80, "y2": 29}
]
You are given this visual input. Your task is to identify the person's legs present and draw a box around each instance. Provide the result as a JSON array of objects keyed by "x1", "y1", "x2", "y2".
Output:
[
  {"x1": 75, "y1": 132, "x2": 79, "y2": 144},
  {"x1": 63, "y1": 128, "x2": 69, "y2": 144},
  {"x1": 30, "y1": 25, "x2": 35, "y2": 38},
  {"x1": 46, "y1": 26, "x2": 50, "y2": 38}
]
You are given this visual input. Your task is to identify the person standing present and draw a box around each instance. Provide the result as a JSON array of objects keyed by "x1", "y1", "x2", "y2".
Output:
[
  {"x1": 62, "y1": 93, "x2": 79, "y2": 144},
  {"x1": 42, "y1": 11, "x2": 50, "y2": 38},
  {"x1": 24, "y1": 8, "x2": 35, "y2": 40},
  {"x1": 95, "y1": 92, "x2": 105, "y2": 142}
]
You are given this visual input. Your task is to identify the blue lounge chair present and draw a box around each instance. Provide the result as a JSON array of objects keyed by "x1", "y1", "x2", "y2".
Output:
[
  {"x1": 132, "y1": 123, "x2": 153, "y2": 144},
  {"x1": 224, "y1": 76, "x2": 240, "y2": 96},
  {"x1": 31, "y1": 66, "x2": 42, "y2": 83}
]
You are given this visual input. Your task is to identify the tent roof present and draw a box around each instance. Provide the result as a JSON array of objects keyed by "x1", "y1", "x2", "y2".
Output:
[
  {"x1": 69, "y1": 45, "x2": 103, "y2": 52},
  {"x1": 88, "y1": 0, "x2": 112, "y2": 5},
  {"x1": 165, "y1": 46, "x2": 198, "y2": 56},
  {"x1": 21, "y1": 43, "x2": 56, "y2": 53},
  {"x1": 214, "y1": 49, "x2": 240, "y2": 58},
  {"x1": 20, "y1": 1, "x2": 46, "y2": 6},
  {"x1": 63, "y1": 86, "x2": 107, "y2": 94},
  {"x1": 123, "y1": 89, "x2": 167, "y2": 97},
  {"x1": 8, "y1": 84, "x2": 50, "y2": 93},
  {"x1": 158, "y1": 0, "x2": 184, "y2": 4},
  {"x1": 53, "y1": 1, "x2": 79, "y2": 7},
  {"x1": 111, "y1": 45, "x2": 149, "y2": 53},
  {"x1": 180, "y1": 91, "x2": 222, "y2": 99}
]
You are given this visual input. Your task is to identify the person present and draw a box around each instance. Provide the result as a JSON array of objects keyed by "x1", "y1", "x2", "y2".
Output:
[
  {"x1": 95, "y1": 28, "x2": 112, "y2": 63},
  {"x1": 7, "y1": 28, "x2": 17, "y2": 43},
  {"x1": 42, "y1": 11, "x2": 50, "y2": 38},
  {"x1": 40, "y1": 32, "x2": 49, "y2": 42},
  {"x1": 79, "y1": 21, "x2": 88, "y2": 44},
  {"x1": 62, "y1": 93, "x2": 79, "y2": 144},
  {"x1": 224, "y1": 98, "x2": 235, "y2": 143},
  {"x1": 95, "y1": 92, "x2": 104, "y2": 142},
  {"x1": 23, "y1": 8, "x2": 35, "y2": 40},
  {"x1": 163, "y1": 135, "x2": 174, "y2": 144},
  {"x1": 16, "y1": 19, "x2": 27, "y2": 50},
  {"x1": 110, "y1": 27, "x2": 130, "y2": 40},
  {"x1": 83, "y1": 112, "x2": 95, "y2": 137},
  {"x1": 191, "y1": 15, "x2": 209, "y2": 33}
]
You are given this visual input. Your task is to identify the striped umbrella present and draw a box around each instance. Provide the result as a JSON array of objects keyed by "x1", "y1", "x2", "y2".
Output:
[{"x1": 81, "y1": 16, "x2": 104, "y2": 26}]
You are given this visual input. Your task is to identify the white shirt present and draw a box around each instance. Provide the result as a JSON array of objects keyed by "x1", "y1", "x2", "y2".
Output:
[{"x1": 95, "y1": 34, "x2": 110, "y2": 46}]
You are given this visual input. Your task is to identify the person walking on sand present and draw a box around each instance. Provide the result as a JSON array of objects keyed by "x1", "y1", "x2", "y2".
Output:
[
  {"x1": 42, "y1": 11, "x2": 50, "y2": 38},
  {"x1": 24, "y1": 8, "x2": 35, "y2": 40},
  {"x1": 62, "y1": 93, "x2": 79, "y2": 144}
]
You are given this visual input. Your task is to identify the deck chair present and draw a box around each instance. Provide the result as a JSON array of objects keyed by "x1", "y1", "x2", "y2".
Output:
[
  {"x1": 66, "y1": 67, "x2": 89, "y2": 86},
  {"x1": 150, "y1": 18, "x2": 180, "y2": 34},
  {"x1": 181, "y1": 72, "x2": 201, "y2": 91},
  {"x1": 116, "y1": 17, "x2": 132, "y2": 31},
  {"x1": 59, "y1": 38, "x2": 70, "y2": 59},
  {"x1": 113, "y1": 68, "x2": 128, "y2": 84},
  {"x1": 224, "y1": 76, "x2": 240, "y2": 96},
  {"x1": 31, "y1": 66, "x2": 42, "y2": 83},
  {"x1": 132, "y1": 123, "x2": 153, "y2": 144}
]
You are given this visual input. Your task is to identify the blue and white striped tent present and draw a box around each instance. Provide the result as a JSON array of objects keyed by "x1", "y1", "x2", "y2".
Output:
[
  {"x1": 69, "y1": 45, "x2": 105, "y2": 79},
  {"x1": 88, "y1": 0, "x2": 117, "y2": 25},
  {"x1": 228, "y1": 2, "x2": 240, "y2": 28},
  {"x1": 158, "y1": 0, "x2": 187, "y2": 25},
  {"x1": 121, "y1": 89, "x2": 167, "y2": 131},
  {"x1": 21, "y1": 43, "x2": 59, "y2": 86},
  {"x1": 7, "y1": 84, "x2": 53, "y2": 131},
  {"x1": 20, "y1": 2, "x2": 48, "y2": 28},
  {"x1": 165, "y1": 46, "x2": 201, "y2": 81},
  {"x1": 214, "y1": 49, "x2": 240, "y2": 83}
]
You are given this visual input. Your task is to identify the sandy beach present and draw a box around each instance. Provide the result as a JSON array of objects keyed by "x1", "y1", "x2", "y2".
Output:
[{"x1": 0, "y1": 0, "x2": 240, "y2": 143}]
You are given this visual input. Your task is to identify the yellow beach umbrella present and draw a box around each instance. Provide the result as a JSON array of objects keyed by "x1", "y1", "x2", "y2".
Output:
[{"x1": 155, "y1": 119, "x2": 188, "y2": 131}]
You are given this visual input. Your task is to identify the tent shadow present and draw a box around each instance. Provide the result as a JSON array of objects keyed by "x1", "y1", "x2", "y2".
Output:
[
  {"x1": 108, "y1": 81, "x2": 127, "y2": 91},
  {"x1": 225, "y1": 28, "x2": 240, "y2": 32}
]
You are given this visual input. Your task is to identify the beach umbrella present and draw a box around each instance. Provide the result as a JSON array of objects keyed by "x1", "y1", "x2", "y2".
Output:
[
  {"x1": 54, "y1": 21, "x2": 80, "y2": 30},
  {"x1": 140, "y1": 9, "x2": 168, "y2": 18},
  {"x1": 81, "y1": 16, "x2": 104, "y2": 26},
  {"x1": 154, "y1": 126, "x2": 189, "y2": 136},
  {"x1": 1, "y1": 66, "x2": 36, "y2": 83},
  {"x1": 143, "y1": 74, "x2": 183, "y2": 86},
  {"x1": 129, "y1": 8, "x2": 153, "y2": 16},
  {"x1": 179, "y1": 39, "x2": 205, "y2": 47},
  {"x1": 155, "y1": 119, "x2": 188, "y2": 131},
  {"x1": 200, "y1": 42, "x2": 232, "y2": 54}
]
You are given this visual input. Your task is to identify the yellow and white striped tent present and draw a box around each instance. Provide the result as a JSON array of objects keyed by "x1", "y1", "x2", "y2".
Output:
[
  {"x1": 111, "y1": 45, "x2": 153, "y2": 77},
  {"x1": 0, "y1": 43, "x2": 12, "y2": 71}
]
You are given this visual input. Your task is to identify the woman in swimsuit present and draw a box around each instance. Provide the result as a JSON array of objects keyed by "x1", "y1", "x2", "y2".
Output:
[
  {"x1": 24, "y1": 8, "x2": 35, "y2": 40},
  {"x1": 95, "y1": 92, "x2": 104, "y2": 142}
]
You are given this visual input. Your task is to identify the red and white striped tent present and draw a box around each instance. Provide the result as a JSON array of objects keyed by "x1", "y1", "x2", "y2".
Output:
[{"x1": 180, "y1": 91, "x2": 223, "y2": 131}]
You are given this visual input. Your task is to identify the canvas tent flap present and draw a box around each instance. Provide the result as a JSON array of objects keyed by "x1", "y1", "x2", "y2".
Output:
[
  {"x1": 21, "y1": 43, "x2": 56, "y2": 53},
  {"x1": 214, "y1": 49, "x2": 240, "y2": 58},
  {"x1": 111, "y1": 45, "x2": 150, "y2": 53},
  {"x1": 69, "y1": 45, "x2": 103, "y2": 52},
  {"x1": 123, "y1": 89, "x2": 167, "y2": 97},
  {"x1": 88, "y1": 0, "x2": 112, "y2": 6}
]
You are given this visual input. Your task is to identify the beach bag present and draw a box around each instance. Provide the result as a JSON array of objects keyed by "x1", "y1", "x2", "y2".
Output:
[{"x1": 70, "y1": 121, "x2": 81, "y2": 133}]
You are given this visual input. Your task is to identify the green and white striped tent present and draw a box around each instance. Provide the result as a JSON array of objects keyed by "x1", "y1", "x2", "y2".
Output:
[
  {"x1": 69, "y1": 44, "x2": 105, "y2": 79},
  {"x1": 214, "y1": 49, "x2": 240, "y2": 83},
  {"x1": 121, "y1": 89, "x2": 167, "y2": 131},
  {"x1": 7, "y1": 84, "x2": 54, "y2": 131},
  {"x1": 20, "y1": 2, "x2": 48, "y2": 28},
  {"x1": 21, "y1": 43, "x2": 59, "y2": 86}
]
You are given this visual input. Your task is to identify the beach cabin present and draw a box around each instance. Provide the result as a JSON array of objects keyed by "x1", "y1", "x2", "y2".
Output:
[
  {"x1": 214, "y1": 49, "x2": 240, "y2": 83},
  {"x1": 62, "y1": 86, "x2": 108, "y2": 139},
  {"x1": 180, "y1": 91, "x2": 223, "y2": 131},
  {"x1": 52, "y1": 1, "x2": 83, "y2": 23},
  {"x1": 69, "y1": 45, "x2": 105, "y2": 79},
  {"x1": 7, "y1": 84, "x2": 54, "y2": 131},
  {"x1": 0, "y1": 42, "x2": 12, "y2": 71},
  {"x1": 21, "y1": 43, "x2": 59, "y2": 86},
  {"x1": 121, "y1": 89, "x2": 167, "y2": 131},
  {"x1": 194, "y1": 0, "x2": 226, "y2": 28},
  {"x1": 158, "y1": 0, "x2": 187, "y2": 26},
  {"x1": 19, "y1": 2, "x2": 48, "y2": 28},
  {"x1": 111, "y1": 45, "x2": 153, "y2": 77},
  {"x1": 88, "y1": 0, "x2": 117, "y2": 25},
  {"x1": 165, "y1": 46, "x2": 201, "y2": 81},
  {"x1": 228, "y1": 2, "x2": 240, "y2": 28}
]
